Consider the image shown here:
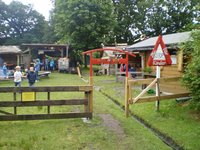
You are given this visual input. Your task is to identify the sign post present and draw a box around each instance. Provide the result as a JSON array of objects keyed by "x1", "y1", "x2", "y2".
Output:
[{"x1": 148, "y1": 35, "x2": 172, "y2": 111}]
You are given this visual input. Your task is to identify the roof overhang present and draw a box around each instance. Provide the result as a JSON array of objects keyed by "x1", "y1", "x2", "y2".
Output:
[
  {"x1": 22, "y1": 43, "x2": 68, "y2": 48},
  {"x1": 0, "y1": 46, "x2": 22, "y2": 54}
]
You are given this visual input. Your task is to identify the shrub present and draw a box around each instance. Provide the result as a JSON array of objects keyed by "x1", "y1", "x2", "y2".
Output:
[
  {"x1": 143, "y1": 67, "x2": 152, "y2": 73},
  {"x1": 182, "y1": 30, "x2": 200, "y2": 110}
]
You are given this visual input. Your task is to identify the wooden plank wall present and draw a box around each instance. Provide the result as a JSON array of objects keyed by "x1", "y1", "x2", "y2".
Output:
[{"x1": 143, "y1": 51, "x2": 187, "y2": 94}]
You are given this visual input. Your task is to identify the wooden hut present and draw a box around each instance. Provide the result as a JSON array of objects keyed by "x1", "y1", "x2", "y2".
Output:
[
  {"x1": 21, "y1": 43, "x2": 69, "y2": 69},
  {"x1": 0, "y1": 46, "x2": 21, "y2": 69},
  {"x1": 125, "y1": 31, "x2": 192, "y2": 93}
]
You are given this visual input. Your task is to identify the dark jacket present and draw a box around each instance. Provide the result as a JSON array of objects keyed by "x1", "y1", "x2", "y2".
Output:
[{"x1": 27, "y1": 71, "x2": 37, "y2": 83}]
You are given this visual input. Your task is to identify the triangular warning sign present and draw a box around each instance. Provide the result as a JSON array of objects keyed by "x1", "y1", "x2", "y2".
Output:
[{"x1": 148, "y1": 35, "x2": 172, "y2": 66}]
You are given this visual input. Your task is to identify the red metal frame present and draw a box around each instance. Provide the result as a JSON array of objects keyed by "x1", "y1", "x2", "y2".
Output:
[{"x1": 83, "y1": 48, "x2": 136, "y2": 77}]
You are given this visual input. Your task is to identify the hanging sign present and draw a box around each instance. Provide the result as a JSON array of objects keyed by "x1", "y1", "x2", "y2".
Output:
[
  {"x1": 22, "y1": 92, "x2": 36, "y2": 102},
  {"x1": 148, "y1": 35, "x2": 172, "y2": 66}
]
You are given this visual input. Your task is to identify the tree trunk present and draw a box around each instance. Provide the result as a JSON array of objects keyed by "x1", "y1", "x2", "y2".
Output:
[{"x1": 84, "y1": 55, "x2": 88, "y2": 68}]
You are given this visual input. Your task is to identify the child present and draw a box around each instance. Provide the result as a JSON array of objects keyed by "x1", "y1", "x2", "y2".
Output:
[
  {"x1": 27, "y1": 67, "x2": 37, "y2": 87},
  {"x1": 14, "y1": 66, "x2": 22, "y2": 87}
]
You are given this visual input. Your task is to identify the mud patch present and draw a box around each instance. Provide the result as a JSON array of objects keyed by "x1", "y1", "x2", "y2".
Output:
[{"x1": 98, "y1": 114, "x2": 126, "y2": 139}]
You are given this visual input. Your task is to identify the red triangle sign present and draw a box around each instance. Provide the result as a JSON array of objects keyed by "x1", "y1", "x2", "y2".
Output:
[{"x1": 148, "y1": 35, "x2": 172, "y2": 66}]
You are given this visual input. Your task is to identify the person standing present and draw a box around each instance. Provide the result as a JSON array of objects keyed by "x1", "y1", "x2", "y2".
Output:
[
  {"x1": 34, "y1": 59, "x2": 40, "y2": 81},
  {"x1": 27, "y1": 67, "x2": 37, "y2": 87},
  {"x1": 45, "y1": 57, "x2": 49, "y2": 71},
  {"x1": 49, "y1": 58, "x2": 54, "y2": 71},
  {"x1": 14, "y1": 66, "x2": 23, "y2": 87},
  {"x1": 2, "y1": 62, "x2": 8, "y2": 78}
]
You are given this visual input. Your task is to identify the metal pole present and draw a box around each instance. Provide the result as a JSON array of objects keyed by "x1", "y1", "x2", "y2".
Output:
[{"x1": 156, "y1": 66, "x2": 160, "y2": 111}]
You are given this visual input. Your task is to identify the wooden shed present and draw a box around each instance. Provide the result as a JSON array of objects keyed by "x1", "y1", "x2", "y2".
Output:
[
  {"x1": 125, "y1": 31, "x2": 191, "y2": 93},
  {"x1": 0, "y1": 46, "x2": 21, "y2": 69},
  {"x1": 21, "y1": 43, "x2": 69, "y2": 69}
]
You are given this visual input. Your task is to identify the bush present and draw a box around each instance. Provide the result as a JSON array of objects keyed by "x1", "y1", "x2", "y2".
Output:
[
  {"x1": 182, "y1": 30, "x2": 200, "y2": 110},
  {"x1": 143, "y1": 67, "x2": 152, "y2": 73}
]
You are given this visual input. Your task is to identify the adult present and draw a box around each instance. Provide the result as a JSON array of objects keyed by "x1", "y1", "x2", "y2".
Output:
[
  {"x1": 2, "y1": 62, "x2": 8, "y2": 78},
  {"x1": 49, "y1": 58, "x2": 55, "y2": 71},
  {"x1": 34, "y1": 59, "x2": 40, "y2": 81},
  {"x1": 27, "y1": 67, "x2": 37, "y2": 87},
  {"x1": 44, "y1": 57, "x2": 49, "y2": 71},
  {"x1": 14, "y1": 66, "x2": 22, "y2": 87}
]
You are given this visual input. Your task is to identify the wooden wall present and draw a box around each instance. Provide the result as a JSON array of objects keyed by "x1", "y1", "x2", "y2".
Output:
[
  {"x1": 142, "y1": 50, "x2": 188, "y2": 93},
  {"x1": 143, "y1": 50, "x2": 184, "y2": 77}
]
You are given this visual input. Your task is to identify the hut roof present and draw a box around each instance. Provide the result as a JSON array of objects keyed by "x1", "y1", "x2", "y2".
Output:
[
  {"x1": 126, "y1": 31, "x2": 192, "y2": 51},
  {"x1": 0, "y1": 46, "x2": 22, "y2": 54}
]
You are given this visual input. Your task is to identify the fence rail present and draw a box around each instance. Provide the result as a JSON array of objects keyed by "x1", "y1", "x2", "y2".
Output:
[
  {"x1": 0, "y1": 86, "x2": 93, "y2": 121},
  {"x1": 125, "y1": 77, "x2": 190, "y2": 117}
]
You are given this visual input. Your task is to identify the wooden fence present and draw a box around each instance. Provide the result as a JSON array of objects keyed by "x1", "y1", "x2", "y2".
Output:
[
  {"x1": 0, "y1": 86, "x2": 93, "y2": 121},
  {"x1": 125, "y1": 77, "x2": 191, "y2": 117}
]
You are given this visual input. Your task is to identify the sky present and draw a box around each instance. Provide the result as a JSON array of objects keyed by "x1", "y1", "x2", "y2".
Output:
[{"x1": 2, "y1": 0, "x2": 53, "y2": 20}]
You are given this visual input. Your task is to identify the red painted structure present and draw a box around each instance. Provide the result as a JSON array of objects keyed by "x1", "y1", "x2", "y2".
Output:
[{"x1": 83, "y1": 48, "x2": 136, "y2": 77}]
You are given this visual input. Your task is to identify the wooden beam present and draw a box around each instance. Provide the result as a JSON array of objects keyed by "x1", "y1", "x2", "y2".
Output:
[
  {"x1": 47, "y1": 92, "x2": 50, "y2": 114},
  {"x1": 0, "y1": 112, "x2": 92, "y2": 121},
  {"x1": 178, "y1": 49, "x2": 183, "y2": 71},
  {"x1": 128, "y1": 78, "x2": 155, "y2": 85},
  {"x1": 125, "y1": 77, "x2": 129, "y2": 117},
  {"x1": 133, "y1": 78, "x2": 157, "y2": 103},
  {"x1": 0, "y1": 110, "x2": 14, "y2": 115},
  {"x1": 159, "y1": 77, "x2": 181, "y2": 83},
  {"x1": 0, "y1": 86, "x2": 93, "y2": 93},
  {"x1": 0, "y1": 99, "x2": 88, "y2": 107},
  {"x1": 128, "y1": 77, "x2": 182, "y2": 86},
  {"x1": 135, "y1": 93, "x2": 191, "y2": 103},
  {"x1": 116, "y1": 71, "x2": 143, "y2": 75}
]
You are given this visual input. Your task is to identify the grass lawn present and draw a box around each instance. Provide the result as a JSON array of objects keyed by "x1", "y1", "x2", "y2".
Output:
[
  {"x1": 94, "y1": 75, "x2": 200, "y2": 150},
  {"x1": 0, "y1": 72, "x2": 170, "y2": 150}
]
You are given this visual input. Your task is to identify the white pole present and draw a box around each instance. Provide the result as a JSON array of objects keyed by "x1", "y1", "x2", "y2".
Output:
[{"x1": 156, "y1": 66, "x2": 160, "y2": 110}]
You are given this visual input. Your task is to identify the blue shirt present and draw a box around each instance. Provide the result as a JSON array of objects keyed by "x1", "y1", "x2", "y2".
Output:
[{"x1": 2, "y1": 65, "x2": 7, "y2": 74}]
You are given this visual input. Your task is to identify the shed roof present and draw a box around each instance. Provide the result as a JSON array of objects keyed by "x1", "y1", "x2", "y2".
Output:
[
  {"x1": 0, "y1": 46, "x2": 22, "y2": 54},
  {"x1": 126, "y1": 31, "x2": 191, "y2": 51},
  {"x1": 22, "y1": 43, "x2": 68, "y2": 48}
]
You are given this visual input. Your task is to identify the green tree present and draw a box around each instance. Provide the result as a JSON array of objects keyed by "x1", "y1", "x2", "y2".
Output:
[
  {"x1": 0, "y1": 0, "x2": 46, "y2": 45},
  {"x1": 182, "y1": 30, "x2": 200, "y2": 110},
  {"x1": 53, "y1": 0, "x2": 116, "y2": 49},
  {"x1": 137, "y1": 0, "x2": 199, "y2": 36},
  {"x1": 53, "y1": 0, "x2": 116, "y2": 66},
  {"x1": 112, "y1": 0, "x2": 138, "y2": 44},
  {"x1": 112, "y1": 0, "x2": 199, "y2": 43}
]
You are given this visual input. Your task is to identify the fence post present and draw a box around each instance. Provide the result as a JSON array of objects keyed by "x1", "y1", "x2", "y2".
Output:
[
  {"x1": 89, "y1": 77, "x2": 93, "y2": 114},
  {"x1": 125, "y1": 77, "x2": 129, "y2": 117},
  {"x1": 47, "y1": 92, "x2": 50, "y2": 114},
  {"x1": 84, "y1": 91, "x2": 89, "y2": 112},
  {"x1": 13, "y1": 92, "x2": 17, "y2": 115}
]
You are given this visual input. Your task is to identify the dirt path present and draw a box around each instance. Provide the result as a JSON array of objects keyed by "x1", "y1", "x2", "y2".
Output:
[{"x1": 98, "y1": 114, "x2": 126, "y2": 139}]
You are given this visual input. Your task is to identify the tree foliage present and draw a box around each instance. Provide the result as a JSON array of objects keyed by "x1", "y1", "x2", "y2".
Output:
[
  {"x1": 112, "y1": 0, "x2": 199, "y2": 43},
  {"x1": 182, "y1": 30, "x2": 200, "y2": 110},
  {"x1": 53, "y1": 0, "x2": 116, "y2": 50},
  {"x1": 0, "y1": 0, "x2": 47, "y2": 45}
]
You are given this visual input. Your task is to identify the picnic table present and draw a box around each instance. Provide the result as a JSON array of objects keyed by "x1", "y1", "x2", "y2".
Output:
[{"x1": 38, "y1": 71, "x2": 51, "y2": 77}]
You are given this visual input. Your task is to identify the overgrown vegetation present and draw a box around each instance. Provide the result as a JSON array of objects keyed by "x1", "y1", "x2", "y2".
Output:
[{"x1": 182, "y1": 30, "x2": 200, "y2": 110}]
